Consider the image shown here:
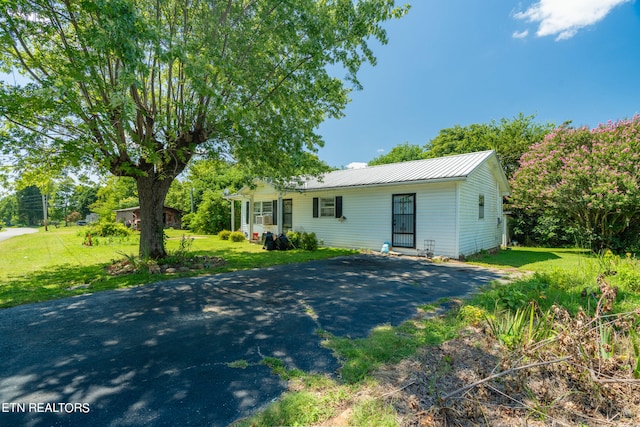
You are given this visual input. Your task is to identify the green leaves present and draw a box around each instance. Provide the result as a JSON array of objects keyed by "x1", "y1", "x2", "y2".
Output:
[{"x1": 510, "y1": 117, "x2": 640, "y2": 250}]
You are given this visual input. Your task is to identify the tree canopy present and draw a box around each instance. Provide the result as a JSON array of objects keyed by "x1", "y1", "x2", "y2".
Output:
[
  {"x1": 368, "y1": 142, "x2": 424, "y2": 165},
  {"x1": 424, "y1": 113, "x2": 554, "y2": 178},
  {"x1": 510, "y1": 117, "x2": 640, "y2": 250},
  {"x1": 0, "y1": 0, "x2": 408, "y2": 258},
  {"x1": 366, "y1": 114, "x2": 553, "y2": 180}
]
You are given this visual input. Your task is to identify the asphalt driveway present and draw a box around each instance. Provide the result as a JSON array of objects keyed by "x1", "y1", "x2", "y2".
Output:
[{"x1": 0, "y1": 254, "x2": 503, "y2": 427}]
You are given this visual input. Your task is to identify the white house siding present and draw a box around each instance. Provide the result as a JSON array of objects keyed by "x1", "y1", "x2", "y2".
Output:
[
  {"x1": 457, "y1": 162, "x2": 503, "y2": 256},
  {"x1": 282, "y1": 182, "x2": 459, "y2": 257}
]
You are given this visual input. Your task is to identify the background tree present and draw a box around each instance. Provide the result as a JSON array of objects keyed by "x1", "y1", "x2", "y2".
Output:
[
  {"x1": 510, "y1": 117, "x2": 640, "y2": 251},
  {"x1": 16, "y1": 185, "x2": 43, "y2": 226},
  {"x1": 50, "y1": 177, "x2": 75, "y2": 225},
  {"x1": 424, "y1": 113, "x2": 554, "y2": 178},
  {"x1": 368, "y1": 142, "x2": 424, "y2": 165},
  {"x1": 165, "y1": 159, "x2": 249, "y2": 233},
  {"x1": 69, "y1": 183, "x2": 99, "y2": 219},
  {"x1": 0, "y1": 0, "x2": 408, "y2": 258},
  {"x1": 0, "y1": 193, "x2": 18, "y2": 226},
  {"x1": 90, "y1": 176, "x2": 138, "y2": 222}
]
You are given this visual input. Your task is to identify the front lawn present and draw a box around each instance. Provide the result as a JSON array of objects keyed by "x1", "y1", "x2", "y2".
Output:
[{"x1": 0, "y1": 226, "x2": 357, "y2": 309}]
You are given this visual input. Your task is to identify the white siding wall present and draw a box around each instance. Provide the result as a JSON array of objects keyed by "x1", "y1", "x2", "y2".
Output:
[
  {"x1": 236, "y1": 164, "x2": 505, "y2": 259},
  {"x1": 457, "y1": 163, "x2": 503, "y2": 256},
  {"x1": 284, "y1": 182, "x2": 459, "y2": 258}
]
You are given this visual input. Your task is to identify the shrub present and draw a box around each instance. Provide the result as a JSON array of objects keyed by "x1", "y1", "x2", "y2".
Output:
[
  {"x1": 230, "y1": 231, "x2": 245, "y2": 242},
  {"x1": 189, "y1": 190, "x2": 229, "y2": 234},
  {"x1": 66, "y1": 211, "x2": 83, "y2": 223},
  {"x1": 300, "y1": 232, "x2": 318, "y2": 251},
  {"x1": 180, "y1": 212, "x2": 195, "y2": 230},
  {"x1": 286, "y1": 231, "x2": 301, "y2": 248},
  {"x1": 218, "y1": 229, "x2": 231, "y2": 240},
  {"x1": 85, "y1": 221, "x2": 131, "y2": 238}
]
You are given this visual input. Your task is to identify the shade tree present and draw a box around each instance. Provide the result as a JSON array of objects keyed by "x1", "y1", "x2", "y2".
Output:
[{"x1": 0, "y1": 0, "x2": 409, "y2": 258}]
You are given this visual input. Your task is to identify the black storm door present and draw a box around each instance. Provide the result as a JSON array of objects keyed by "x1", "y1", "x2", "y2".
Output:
[
  {"x1": 283, "y1": 199, "x2": 293, "y2": 232},
  {"x1": 392, "y1": 194, "x2": 416, "y2": 248}
]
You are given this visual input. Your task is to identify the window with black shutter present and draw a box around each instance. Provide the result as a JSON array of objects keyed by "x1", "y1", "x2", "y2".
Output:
[
  {"x1": 335, "y1": 196, "x2": 343, "y2": 218},
  {"x1": 272, "y1": 200, "x2": 278, "y2": 225}
]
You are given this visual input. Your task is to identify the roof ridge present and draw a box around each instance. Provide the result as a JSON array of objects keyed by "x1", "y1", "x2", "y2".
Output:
[{"x1": 335, "y1": 149, "x2": 495, "y2": 172}]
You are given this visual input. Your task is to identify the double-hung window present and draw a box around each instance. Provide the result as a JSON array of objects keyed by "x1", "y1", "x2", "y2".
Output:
[
  {"x1": 312, "y1": 196, "x2": 343, "y2": 218},
  {"x1": 319, "y1": 198, "x2": 335, "y2": 217},
  {"x1": 253, "y1": 201, "x2": 275, "y2": 224}
]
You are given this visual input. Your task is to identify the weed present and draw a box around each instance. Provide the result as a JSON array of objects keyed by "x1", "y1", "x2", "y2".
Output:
[
  {"x1": 237, "y1": 391, "x2": 334, "y2": 427},
  {"x1": 172, "y1": 234, "x2": 194, "y2": 260},
  {"x1": 350, "y1": 398, "x2": 398, "y2": 427},
  {"x1": 484, "y1": 302, "x2": 555, "y2": 350}
]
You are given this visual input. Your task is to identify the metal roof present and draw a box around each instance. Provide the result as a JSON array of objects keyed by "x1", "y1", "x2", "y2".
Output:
[{"x1": 292, "y1": 150, "x2": 498, "y2": 191}]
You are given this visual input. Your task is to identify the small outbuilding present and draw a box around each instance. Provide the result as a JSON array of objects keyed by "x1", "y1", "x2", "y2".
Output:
[
  {"x1": 226, "y1": 150, "x2": 510, "y2": 259},
  {"x1": 114, "y1": 206, "x2": 182, "y2": 230}
]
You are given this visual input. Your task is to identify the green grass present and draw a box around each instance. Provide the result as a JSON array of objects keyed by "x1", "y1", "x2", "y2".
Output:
[
  {"x1": 0, "y1": 226, "x2": 357, "y2": 309},
  {"x1": 468, "y1": 247, "x2": 640, "y2": 315},
  {"x1": 467, "y1": 246, "x2": 592, "y2": 271},
  {"x1": 322, "y1": 314, "x2": 460, "y2": 384}
]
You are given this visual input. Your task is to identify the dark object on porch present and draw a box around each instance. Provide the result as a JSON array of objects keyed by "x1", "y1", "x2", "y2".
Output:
[
  {"x1": 275, "y1": 233, "x2": 289, "y2": 251},
  {"x1": 263, "y1": 232, "x2": 275, "y2": 251}
]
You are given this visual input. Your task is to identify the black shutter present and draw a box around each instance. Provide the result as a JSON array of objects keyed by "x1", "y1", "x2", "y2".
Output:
[
  {"x1": 335, "y1": 196, "x2": 343, "y2": 218},
  {"x1": 272, "y1": 200, "x2": 278, "y2": 225},
  {"x1": 245, "y1": 201, "x2": 250, "y2": 224},
  {"x1": 312, "y1": 197, "x2": 319, "y2": 218}
]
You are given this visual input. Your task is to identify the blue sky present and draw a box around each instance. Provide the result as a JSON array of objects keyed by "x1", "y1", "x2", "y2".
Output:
[{"x1": 317, "y1": 0, "x2": 640, "y2": 168}]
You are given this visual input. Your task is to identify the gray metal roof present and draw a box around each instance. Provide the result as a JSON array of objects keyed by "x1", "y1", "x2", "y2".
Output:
[{"x1": 293, "y1": 150, "x2": 498, "y2": 190}]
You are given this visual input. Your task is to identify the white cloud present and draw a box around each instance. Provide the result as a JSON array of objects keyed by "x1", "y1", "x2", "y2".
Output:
[
  {"x1": 514, "y1": 0, "x2": 631, "y2": 41},
  {"x1": 512, "y1": 29, "x2": 529, "y2": 39},
  {"x1": 346, "y1": 162, "x2": 368, "y2": 169},
  {"x1": 376, "y1": 148, "x2": 385, "y2": 154}
]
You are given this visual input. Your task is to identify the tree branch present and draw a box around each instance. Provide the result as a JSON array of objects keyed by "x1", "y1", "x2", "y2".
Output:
[{"x1": 440, "y1": 356, "x2": 572, "y2": 401}]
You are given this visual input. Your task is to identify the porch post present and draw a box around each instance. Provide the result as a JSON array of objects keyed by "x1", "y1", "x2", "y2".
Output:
[
  {"x1": 230, "y1": 199, "x2": 235, "y2": 231},
  {"x1": 277, "y1": 196, "x2": 283, "y2": 235}
]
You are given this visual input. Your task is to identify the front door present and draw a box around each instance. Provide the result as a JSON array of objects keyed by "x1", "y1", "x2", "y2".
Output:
[
  {"x1": 283, "y1": 199, "x2": 293, "y2": 232},
  {"x1": 392, "y1": 194, "x2": 416, "y2": 248}
]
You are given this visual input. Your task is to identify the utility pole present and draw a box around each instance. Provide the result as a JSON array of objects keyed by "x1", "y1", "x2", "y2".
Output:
[{"x1": 42, "y1": 194, "x2": 48, "y2": 231}]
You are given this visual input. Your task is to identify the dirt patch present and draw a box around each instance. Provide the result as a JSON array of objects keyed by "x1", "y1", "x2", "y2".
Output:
[
  {"x1": 369, "y1": 324, "x2": 640, "y2": 427},
  {"x1": 106, "y1": 255, "x2": 225, "y2": 275}
]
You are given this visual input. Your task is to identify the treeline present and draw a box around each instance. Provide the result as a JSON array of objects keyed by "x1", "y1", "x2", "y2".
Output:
[{"x1": 0, "y1": 159, "x2": 251, "y2": 234}]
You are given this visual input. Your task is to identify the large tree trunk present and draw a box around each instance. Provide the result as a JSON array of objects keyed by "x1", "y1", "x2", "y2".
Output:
[{"x1": 136, "y1": 175, "x2": 173, "y2": 259}]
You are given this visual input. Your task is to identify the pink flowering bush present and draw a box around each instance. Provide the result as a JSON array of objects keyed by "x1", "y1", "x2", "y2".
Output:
[{"x1": 510, "y1": 116, "x2": 640, "y2": 251}]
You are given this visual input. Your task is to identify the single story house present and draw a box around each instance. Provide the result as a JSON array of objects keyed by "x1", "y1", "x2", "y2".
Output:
[
  {"x1": 114, "y1": 206, "x2": 182, "y2": 230},
  {"x1": 225, "y1": 150, "x2": 510, "y2": 259}
]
